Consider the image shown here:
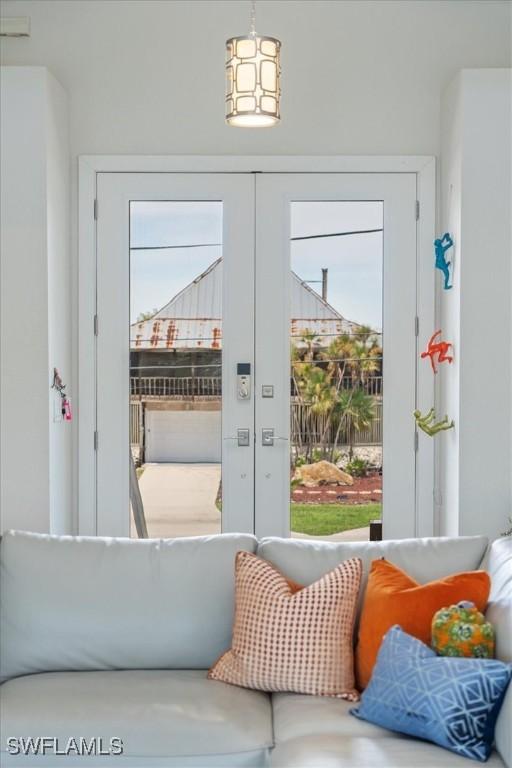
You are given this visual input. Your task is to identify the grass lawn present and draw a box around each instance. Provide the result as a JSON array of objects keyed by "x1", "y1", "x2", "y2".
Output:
[{"x1": 291, "y1": 503, "x2": 381, "y2": 536}]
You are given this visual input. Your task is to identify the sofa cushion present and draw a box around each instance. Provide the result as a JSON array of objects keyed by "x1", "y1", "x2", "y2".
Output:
[
  {"x1": 271, "y1": 683, "x2": 505, "y2": 767},
  {"x1": 0, "y1": 531, "x2": 257, "y2": 681},
  {"x1": 0, "y1": 670, "x2": 272, "y2": 767},
  {"x1": 272, "y1": 692, "x2": 401, "y2": 741},
  {"x1": 257, "y1": 536, "x2": 488, "y2": 630},
  {"x1": 485, "y1": 537, "x2": 512, "y2": 768},
  {"x1": 270, "y1": 735, "x2": 505, "y2": 767},
  {"x1": 352, "y1": 626, "x2": 512, "y2": 762}
]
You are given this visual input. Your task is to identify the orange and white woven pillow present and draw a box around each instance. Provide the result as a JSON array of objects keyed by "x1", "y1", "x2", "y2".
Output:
[{"x1": 208, "y1": 551, "x2": 362, "y2": 699}]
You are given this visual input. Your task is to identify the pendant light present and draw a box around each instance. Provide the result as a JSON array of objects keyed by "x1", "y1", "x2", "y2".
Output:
[{"x1": 225, "y1": 0, "x2": 281, "y2": 127}]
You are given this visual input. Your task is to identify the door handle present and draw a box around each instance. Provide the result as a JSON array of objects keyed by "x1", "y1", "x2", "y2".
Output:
[
  {"x1": 261, "y1": 428, "x2": 288, "y2": 447},
  {"x1": 224, "y1": 428, "x2": 250, "y2": 447}
]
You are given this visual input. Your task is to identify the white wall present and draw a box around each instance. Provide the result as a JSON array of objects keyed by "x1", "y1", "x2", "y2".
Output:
[
  {"x1": 439, "y1": 69, "x2": 512, "y2": 541},
  {"x1": 437, "y1": 74, "x2": 463, "y2": 537},
  {"x1": 0, "y1": 67, "x2": 71, "y2": 534},
  {"x1": 0, "y1": 1, "x2": 510, "y2": 534},
  {"x1": 0, "y1": 67, "x2": 50, "y2": 532},
  {"x1": 0, "y1": 1, "x2": 509, "y2": 158},
  {"x1": 46, "y1": 69, "x2": 72, "y2": 533}
]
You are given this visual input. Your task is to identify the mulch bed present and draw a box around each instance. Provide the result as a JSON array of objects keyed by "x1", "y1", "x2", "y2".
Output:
[{"x1": 292, "y1": 472, "x2": 382, "y2": 505}]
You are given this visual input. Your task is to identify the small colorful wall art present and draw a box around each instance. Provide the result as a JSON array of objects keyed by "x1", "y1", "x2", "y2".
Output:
[
  {"x1": 414, "y1": 408, "x2": 454, "y2": 437},
  {"x1": 434, "y1": 232, "x2": 453, "y2": 290},
  {"x1": 421, "y1": 330, "x2": 453, "y2": 374},
  {"x1": 52, "y1": 367, "x2": 72, "y2": 422},
  {"x1": 415, "y1": 238, "x2": 455, "y2": 435}
]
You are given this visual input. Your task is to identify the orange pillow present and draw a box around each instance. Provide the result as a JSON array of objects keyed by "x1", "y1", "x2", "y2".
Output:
[{"x1": 355, "y1": 559, "x2": 490, "y2": 690}]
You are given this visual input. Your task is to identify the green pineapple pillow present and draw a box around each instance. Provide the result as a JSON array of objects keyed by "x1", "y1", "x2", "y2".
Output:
[{"x1": 431, "y1": 600, "x2": 494, "y2": 658}]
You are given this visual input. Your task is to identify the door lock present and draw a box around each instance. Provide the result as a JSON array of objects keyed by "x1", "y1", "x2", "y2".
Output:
[{"x1": 237, "y1": 363, "x2": 251, "y2": 400}]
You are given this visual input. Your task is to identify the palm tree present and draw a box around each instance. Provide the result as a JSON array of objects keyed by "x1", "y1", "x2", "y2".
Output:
[
  {"x1": 335, "y1": 388, "x2": 376, "y2": 460},
  {"x1": 291, "y1": 326, "x2": 381, "y2": 463},
  {"x1": 350, "y1": 326, "x2": 382, "y2": 390},
  {"x1": 292, "y1": 331, "x2": 328, "y2": 460},
  {"x1": 352, "y1": 343, "x2": 380, "y2": 386},
  {"x1": 291, "y1": 344, "x2": 304, "y2": 458},
  {"x1": 323, "y1": 333, "x2": 353, "y2": 387},
  {"x1": 136, "y1": 308, "x2": 159, "y2": 322},
  {"x1": 298, "y1": 330, "x2": 322, "y2": 363},
  {"x1": 297, "y1": 365, "x2": 337, "y2": 458}
]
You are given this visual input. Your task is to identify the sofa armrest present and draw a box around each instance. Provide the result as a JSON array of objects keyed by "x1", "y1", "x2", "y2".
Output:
[{"x1": 484, "y1": 537, "x2": 512, "y2": 768}]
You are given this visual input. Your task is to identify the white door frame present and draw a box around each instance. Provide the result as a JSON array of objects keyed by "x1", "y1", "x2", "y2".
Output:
[{"x1": 78, "y1": 155, "x2": 436, "y2": 537}]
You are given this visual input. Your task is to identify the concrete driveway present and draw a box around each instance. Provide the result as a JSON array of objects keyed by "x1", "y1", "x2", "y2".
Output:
[{"x1": 131, "y1": 463, "x2": 221, "y2": 539}]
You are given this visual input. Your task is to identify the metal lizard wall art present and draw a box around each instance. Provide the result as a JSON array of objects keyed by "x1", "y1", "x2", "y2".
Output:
[{"x1": 434, "y1": 232, "x2": 453, "y2": 290}]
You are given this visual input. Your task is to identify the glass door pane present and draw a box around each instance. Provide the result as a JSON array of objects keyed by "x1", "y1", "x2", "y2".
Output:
[
  {"x1": 289, "y1": 202, "x2": 383, "y2": 541},
  {"x1": 129, "y1": 202, "x2": 223, "y2": 538}
]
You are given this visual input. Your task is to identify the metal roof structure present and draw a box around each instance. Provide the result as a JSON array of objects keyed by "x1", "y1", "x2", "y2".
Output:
[{"x1": 130, "y1": 258, "x2": 361, "y2": 351}]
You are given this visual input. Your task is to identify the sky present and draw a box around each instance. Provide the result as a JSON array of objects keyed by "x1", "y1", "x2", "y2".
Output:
[
  {"x1": 130, "y1": 200, "x2": 383, "y2": 330},
  {"x1": 290, "y1": 201, "x2": 383, "y2": 330}
]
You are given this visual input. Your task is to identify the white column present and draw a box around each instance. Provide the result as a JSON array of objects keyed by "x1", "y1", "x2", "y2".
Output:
[
  {"x1": 0, "y1": 67, "x2": 72, "y2": 534},
  {"x1": 439, "y1": 69, "x2": 511, "y2": 540}
]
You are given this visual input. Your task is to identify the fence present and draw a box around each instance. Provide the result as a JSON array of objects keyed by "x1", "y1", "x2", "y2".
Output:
[
  {"x1": 292, "y1": 376, "x2": 382, "y2": 397},
  {"x1": 130, "y1": 376, "x2": 221, "y2": 397},
  {"x1": 131, "y1": 375, "x2": 382, "y2": 398},
  {"x1": 130, "y1": 396, "x2": 382, "y2": 449},
  {"x1": 342, "y1": 376, "x2": 382, "y2": 396},
  {"x1": 291, "y1": 399, "x2": 382, "y2": 448},
  {"x1": 130, "y1": 402, "x2": 143, "y2": 446}
]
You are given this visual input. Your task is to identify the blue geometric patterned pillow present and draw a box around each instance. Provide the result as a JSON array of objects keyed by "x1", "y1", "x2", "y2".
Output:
[{"x1": 351, "y1": 625, "x2": 511, "y2": 762}]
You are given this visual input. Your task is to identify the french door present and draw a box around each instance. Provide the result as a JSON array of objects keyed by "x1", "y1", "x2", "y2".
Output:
[
  {"x1": 254, "y1": 174, "x2": 416, "y2": 539},
  {"x1": 97, "y1": 174, "x2": 255, "y2": 536},
  {"x1": 95, "y1": 171, "x2": 420, "y2": 539}
]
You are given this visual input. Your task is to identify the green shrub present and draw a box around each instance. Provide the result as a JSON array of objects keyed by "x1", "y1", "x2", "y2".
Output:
[{"x1": 345, "y1": 457, "x2": 370, "y2": 477}]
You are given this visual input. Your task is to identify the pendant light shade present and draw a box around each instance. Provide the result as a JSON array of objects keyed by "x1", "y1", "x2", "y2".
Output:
[{"x1": 225, "y1": 3, "x2": 281, "y2": 127}]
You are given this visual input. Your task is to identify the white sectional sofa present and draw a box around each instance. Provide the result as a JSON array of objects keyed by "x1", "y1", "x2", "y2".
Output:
[{"x1": 0, "y1": 531, "x2": 510, "y2": 768}]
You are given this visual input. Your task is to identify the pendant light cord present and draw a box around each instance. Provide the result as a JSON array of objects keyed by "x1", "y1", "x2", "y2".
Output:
[{"x1": 249, "y1": 0, "x2": 256, "y2": 38}]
